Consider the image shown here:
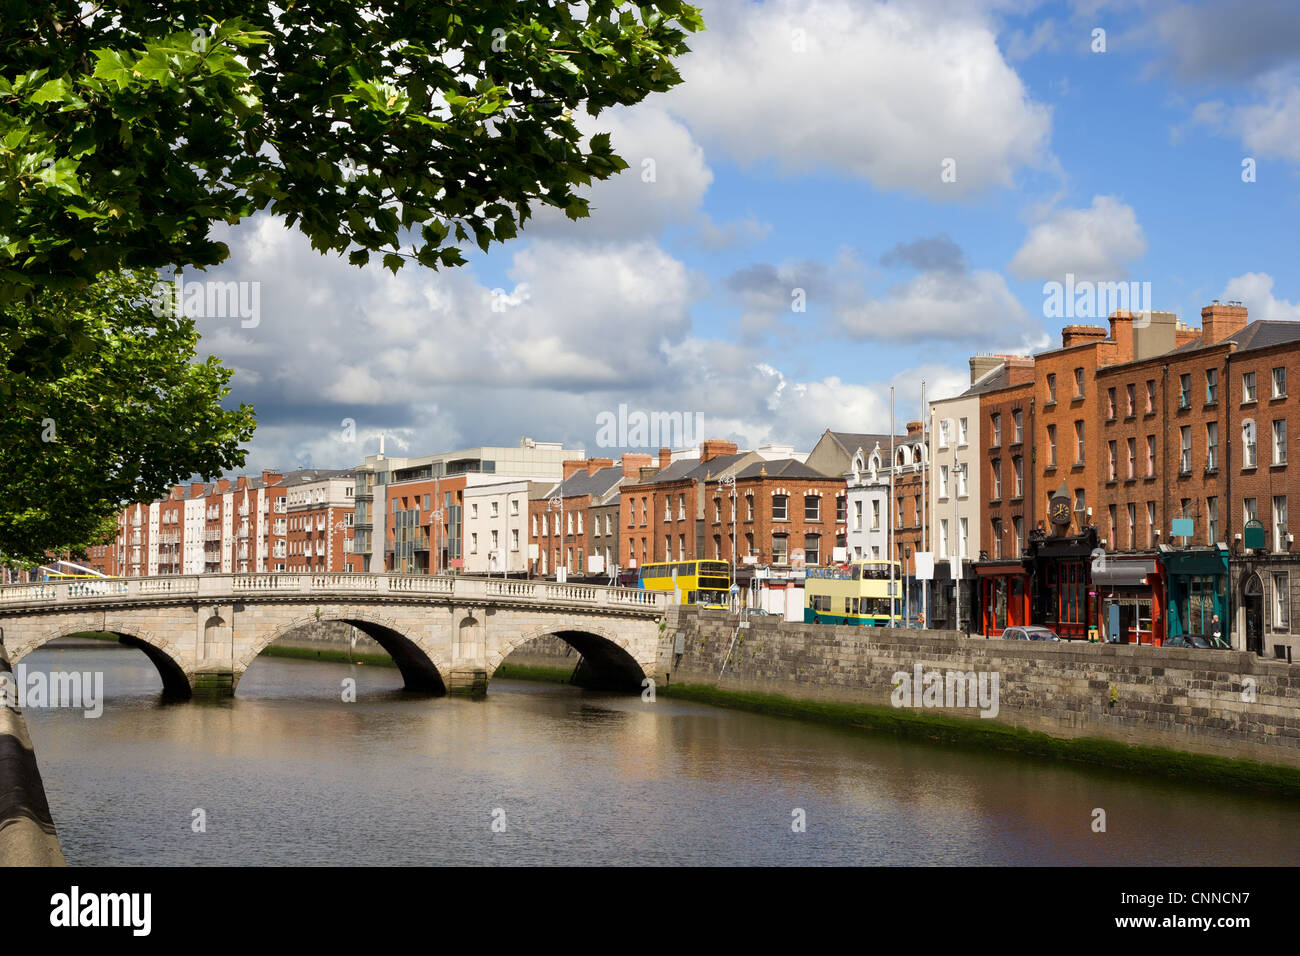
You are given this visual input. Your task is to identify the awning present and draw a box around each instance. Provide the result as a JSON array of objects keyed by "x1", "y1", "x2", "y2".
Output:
[
  {"x1": 1093, "y1": 559, "x2": 1156, "y2": 587},
  {"x1": 974, "y1": 560, "x2": 1029, "y2": 577}
]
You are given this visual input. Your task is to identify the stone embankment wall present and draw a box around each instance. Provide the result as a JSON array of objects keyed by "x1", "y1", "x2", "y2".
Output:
[
  {"x1": 660, "y1": 607, "x2": 1300, "y2": 769},
  {"x1": 0, "y1": 640, "x2": 65, "y2": 865}
]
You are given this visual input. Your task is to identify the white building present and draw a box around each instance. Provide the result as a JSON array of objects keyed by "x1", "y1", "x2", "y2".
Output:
[{"x1": 462, "y1": 479, "x2": 550, "y2": 575}]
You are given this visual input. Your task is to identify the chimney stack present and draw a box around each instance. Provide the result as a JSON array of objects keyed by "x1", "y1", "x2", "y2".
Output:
[
  {"x1": 658, "y1": 446, "x2": 673, "y2": 469},
  {"x1": 562, "y1": 460, "x2": 586, "y2": 481},
  {"x1": 700, "y1": 439, "x2": 738, "y2": 462},
  {"x1": 261, "y1": 470, "x2": 283, "y2": 486},
  {"x1": 585, "y1": 457, "x2": 614, "y2": 476},
  {"x1": 621, "y1": 453, "x2": 652, "y2": 479},
  {"x1": 1201, "y1": 301, "x2": 1248, "y2": 345},
  {"x1": 190, "y1": 482, "x2": 205, "y2": 498},
  {"x1": 1061, "y1": 324, "x2": 1107, "y2": 349}
]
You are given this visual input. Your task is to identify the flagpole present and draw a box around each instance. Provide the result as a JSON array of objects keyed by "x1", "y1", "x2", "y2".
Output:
[{"x1": 921, "y1": 379, "x2": 928, "y2": 629}]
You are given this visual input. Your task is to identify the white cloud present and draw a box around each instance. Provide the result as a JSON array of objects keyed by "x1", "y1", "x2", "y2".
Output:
[
  {"x1": 665, "y1": 0, "x2": 1052, "y2": 199},
  {"x1": 1222, "y1": 272, "x2": 1300, "y2": 321},
  {"x1": 1008, "y1": 195, "x2": 1147, "y2": 281},
  {"x1": 525, "y1": 105, "x2": 713, "y2": 239},
  {"x1": 836, "y1": 268, "x2": 1038, "y2": 347}
]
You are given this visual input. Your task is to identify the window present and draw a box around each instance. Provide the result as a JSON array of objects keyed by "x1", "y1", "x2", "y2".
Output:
[
  {"x1": 1127, "y1": 503, "x2": 1136, "y2": 549},
  {"x1": 1074, "y1": 367, "x2": 1084, "y2": 398},
  {"x1": 959, "y1": 517, "x2": 968, "y2": 557},
  {"x1": 1013, "y1": 456, "x2": 1023, "y2": 498},
  {"x1": 853, "y1": 500, "x2": 863, "y2": 531},
  {"x1": 1108, "y1": 504, "x2": 1117, "y2": 545},
  {"x1": 1106, "y1": 387, "x2": 1116, "y2": 420},
  {"x1": 1146, "y1": 501, "x2": 1156, "y2": 547},
  {"x1": 957, "y1": 462, "x2": 968, "y2": 497},
  {"x1": 1013, "y1": 409, "x2": 1023, "y2": 443},
  {"x1": 958, "y1": 417, "x2": 969, "y2": 445},
  {"x1": 576, "y1": 513, "x2": 583, "y2": 534},
  {"x1": 896, "y1": 497, "x2": 903, "y2": 528},
  {"x1": 991, "y1": 518, "x2": 1002, "y2": 558},
  {"x1": 714, "y1": 499, "x2": 721, "y2": 523},
  {"x1": 836, "y1": 496, "x2": 846, "y2": 524},
  {"x1": 772, "y1": 495, "x2": 788, "y2": 520},
  {"x1": 1180, "y1": 426, "x2": 1192, "y2": 474},
  {"x1": 939, "y1": 519, "x2": 949, "y2": 559},
  {"x1": 490, "y1": 500, "x2": 499, "y2": 518},
  {"x1": 939, "y1": 464, "x2": 949, "y2": 498},
  {"x1": 1274, "y1": 367, "x2": 1288, "y2": 398},
  {"x1": 1047, "y1": 425, "x2": 1057, "y2": 467},
  {"x1": 1125, "y1": 383, "x2": 1135, "y2": 417},
  {"x1": 1243, "y1": 371, "x2": 1257, "y2": 403},
  {"x1": 1275, "y1": 419, "x2": 1288, "y2": 465},
  {"x1": 871, "y1": 499, "x2": 881, "y2": 531},
  {"x1": 678, "y1": 494, "x2": 686, "y2": 520},
  {"x1": 1244, "y1": 421, "x2": 1258, "y2": 468},
  {"x1": 991, "y1": 458, "x2": 1002, "y2": 499},
  {"x1": 804, "y1": 534, "x2": 821, "y2": 565},
  {"x1": 1126, "y1": 437, "x2": 1136, "y2": 479},
  {"x1": 1179, "y1": 373, "x2": 1191, "y2": 409},
  {"x1": 1074, "y1": 420, "x2": 1085, "y2": 463},
  {"x1": 938, "y1": 419, "x2": 950, "y2": 448},
  {"x1": 1207, "y1": 497, "x2": 1219, "y2": 545},
  {"x1": 746, "y1": 495, "x2": 754, "y2": 521},
  {"x1": 1273, "y1": 572, "x2": 1290, "y2": 630},
  {"x1": 772, "y1": 534, "x2": 788, "y2": 564},
  {"x1": 1244, "y1": 497, "x2": 1258, "y2": 525},
  {"x1": 1145, "y1": 380, "x2": 1156, "y2": 413},
  {"x1": 990, "y1": 413, "x2": 1002, "y2": 446},
  {"x1": 1013, "y1": 516, "x2": 1024, "y2": 555},
  {"x1": 1107, "y1": 441, "x2": 1117, "y2": 481},
  {"x1": 1146, "y1": 435, "x2": 1156, "y2": 476},
  {"x1": 1275, "y1": 496, "x2": 1289, "y2": 552},
  {"x1": 1046, "y1": 373, "x2": 1057, "y2": 403},
  {"x1": 1206, "y1": 369, "x2": 1218, "y2": 404},
  {"x1": 805, "y1": 495, "x2": 821, "y2": 521}
]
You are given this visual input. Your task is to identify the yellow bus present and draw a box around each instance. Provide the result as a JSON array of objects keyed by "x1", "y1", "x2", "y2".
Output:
[
  {"x1": 638, "y1": 560, "x2": 732, "y2": 609},
  {"x1": 804, "y1": 560, "x2": 902, "y2": 626}
]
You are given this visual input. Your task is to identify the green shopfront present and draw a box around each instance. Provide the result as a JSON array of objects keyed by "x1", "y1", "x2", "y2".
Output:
[{"x1": 1160, "y1": 547, "x2": 1229, "y2": 644}]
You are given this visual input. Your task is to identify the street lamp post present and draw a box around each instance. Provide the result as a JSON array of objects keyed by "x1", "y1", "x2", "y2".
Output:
[{"x1": 547, "y1": 494, "x2": 565, "y2": 580}]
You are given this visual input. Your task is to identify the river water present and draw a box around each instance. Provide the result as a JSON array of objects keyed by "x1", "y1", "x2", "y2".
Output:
[{"x1": 21, "y1": 639, "x2": 1300, "y2": 866}]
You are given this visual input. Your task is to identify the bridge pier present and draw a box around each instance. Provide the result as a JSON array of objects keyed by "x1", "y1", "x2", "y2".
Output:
[{"x1": 447, "y1": 669, "x2": 488, "y2": 698}]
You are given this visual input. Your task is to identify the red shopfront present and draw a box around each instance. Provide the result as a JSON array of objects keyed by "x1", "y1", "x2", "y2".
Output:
[{"x1": 977, "y1": 560, "x2": 1031, "y2": 637}]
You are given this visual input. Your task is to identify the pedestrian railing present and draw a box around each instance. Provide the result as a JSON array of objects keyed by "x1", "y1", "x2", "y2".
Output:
[{"x1": 0, "y1": 574, "x2": 669, "y2": 612}]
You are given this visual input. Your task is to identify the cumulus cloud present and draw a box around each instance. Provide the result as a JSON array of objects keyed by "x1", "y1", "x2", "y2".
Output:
[
  {"x1": 1143, "y1": 0, "x2": 1300, "y2": 83},
  {"x1": 836, "y1": 268, "x2": 1037, "y2": 346},
  {"x1": 1007, "y1": 195, "x2": 1147, "y2": 281},
  {"x1": 663, "y1": 0, "x2": 1053, "y2": 199},
  {"x1": 880, "y1": 234, "x2": 967, "y2": 273},
  {"x1": 1222, "y1": 272, "x2": 1300, "y2": 322},
  {"x1": 524, "y1": 105, "x2": 713, "y2": 239}
]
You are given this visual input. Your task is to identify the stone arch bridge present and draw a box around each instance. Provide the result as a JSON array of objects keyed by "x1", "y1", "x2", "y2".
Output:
[{"x1": 0, "y1": 574, "x2": 671, "y2": 698}]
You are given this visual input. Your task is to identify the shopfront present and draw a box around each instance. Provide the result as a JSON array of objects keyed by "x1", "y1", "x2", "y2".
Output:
[
  {"x1": 976, "y1": 560, "x2": 1030, "y2": 636},
  {"x1": 1026, "y1": 527, "x2": 1098, "y2": 641},
  {"x1": 1161, "y1": 547, "x2": 1229, "y2": 643},
  {"x1": 1091, "y1": 554, "x2": 1165, "y2": 645}
]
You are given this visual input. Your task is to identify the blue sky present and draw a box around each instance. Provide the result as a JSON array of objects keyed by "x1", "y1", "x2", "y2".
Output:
[{"x1": 196, "y1": 0, "x2": 1300, "y2": 471}]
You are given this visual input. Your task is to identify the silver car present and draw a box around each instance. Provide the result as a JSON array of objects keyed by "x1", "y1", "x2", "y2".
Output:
[{"x1": 1001, "y1": 626, "x2": 1061, "y2": 642}]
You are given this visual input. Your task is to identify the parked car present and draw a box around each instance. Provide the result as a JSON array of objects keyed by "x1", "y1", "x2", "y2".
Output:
[
  {"x1": 1167, "y1": 633, "x2": 1226, "y2": 649},
  {"x1": 1000, "y1": 626, "x2": 1061, "y2": 642}
]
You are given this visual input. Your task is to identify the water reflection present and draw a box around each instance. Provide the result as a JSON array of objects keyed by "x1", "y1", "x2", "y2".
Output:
[{"x1": 20, "y1": 640, "x2": 1300, "y2": 866}]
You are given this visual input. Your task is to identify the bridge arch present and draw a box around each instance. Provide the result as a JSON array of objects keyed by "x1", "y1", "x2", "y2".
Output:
[
  {"x1": 247, "y1": 612, "x2": 449, "y2": 695},
  {"x1": 12, "y1": 622, "x2": 191, "y2": 700},
  {"x1": 490, "y1": 623, "x2": 649, "y2": 692}
]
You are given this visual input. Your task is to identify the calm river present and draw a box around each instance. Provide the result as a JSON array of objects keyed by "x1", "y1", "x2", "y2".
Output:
[{"x1": 21, "y1": 639, "x2": 1300, "y2": 866}]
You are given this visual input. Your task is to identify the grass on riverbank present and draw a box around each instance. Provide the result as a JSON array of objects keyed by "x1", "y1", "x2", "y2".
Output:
[{"x1": 659, "y1": 682, "x2": 1300, "y2": 798}]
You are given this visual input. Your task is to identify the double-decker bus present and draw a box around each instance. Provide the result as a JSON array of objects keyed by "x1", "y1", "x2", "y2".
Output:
[
  {"x1": 638, "y1": 560, "x2": 732, "y2": 609},
  {"x1": 803, "y1": 560, "x2": 902, "y2": 626}
]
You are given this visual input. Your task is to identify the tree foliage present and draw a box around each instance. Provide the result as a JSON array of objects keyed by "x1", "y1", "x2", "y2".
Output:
[
  {"x1": 0, "y1": 0, "x2": 704, "y2": 367},
  {"x1": 0, "y1": 269, "x2": 256, "y2": 563}
]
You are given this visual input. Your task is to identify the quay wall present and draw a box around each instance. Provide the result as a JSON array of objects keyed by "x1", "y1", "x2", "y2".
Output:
[{"x1": 658, "y1": 607, "x2": 1300, "y2": 770}]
